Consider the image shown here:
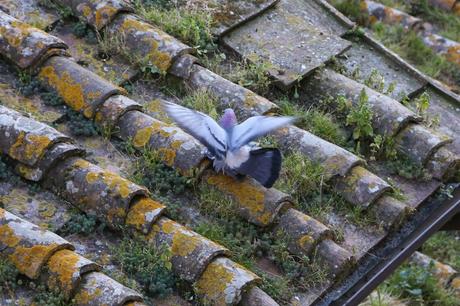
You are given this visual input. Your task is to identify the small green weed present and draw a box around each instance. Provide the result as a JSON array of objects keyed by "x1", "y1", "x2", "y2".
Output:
[
  {"x1": 384, "y1": 262, "x2": 460, "y2": 305},
  {"x1": 58, "y1": 211, "x2": 102, "y2": 236},
  {"x1": 130, "y1": 148, "x2": 190, "y2": 195},
  {"x1": 31, "y1": 283, "x2": 74, "y2": 306},
  {"x1": 275, "y1": 152, "x2": 325, "y2": 204},
  {"x1": 65, "y1": 109, "x2": 99, "y2": 137},
  {"x1": 345, "y1": 88, "x2": 374, "y2": 142},
  {"x1": 0, "y1": 258, "x2": 19, "y2": 294},
  {"x1": 111, "y1": 237, "x2": 176, "y2": 298},
  {"x1": 384, "y1": 153, "x2": 431, "y2": 181},
  {"x1": 364, "y1": 69, "x2": 396, "y2": 96}
]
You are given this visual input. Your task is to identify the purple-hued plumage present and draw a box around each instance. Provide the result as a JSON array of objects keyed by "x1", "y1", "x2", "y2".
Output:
[{"x1": 163, "y1": 101, "x2": 295, "y2": 188}]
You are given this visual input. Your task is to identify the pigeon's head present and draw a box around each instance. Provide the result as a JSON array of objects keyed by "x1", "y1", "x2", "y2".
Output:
[{"x1": 219, "y1": 108, "x2": 237, "y2": 129}]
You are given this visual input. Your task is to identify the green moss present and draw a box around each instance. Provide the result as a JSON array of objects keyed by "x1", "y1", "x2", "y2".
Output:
[
  {"x1": 130, "y1": 147, "x2": 190, "y2": 195},
  {"x1": 111, "y1": 238, "x2": 176, "y2": 298},
  {"x1": 58, "y1": 211, "x2": 102, "y2": 236},
  {"x1": 65, "y1": 109, "x2": 99, "y2": 137},
  {"x1": 0, "y1": 257, "x2": 19, "y2": 293},
  {"x1": 32, "y1": 284, "x2": 75, "y2": 306}
]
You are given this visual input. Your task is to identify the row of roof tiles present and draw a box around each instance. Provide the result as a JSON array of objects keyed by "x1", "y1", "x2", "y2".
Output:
[{"x1": 0, "y1": 0, "x2": 459, "y2": 304}]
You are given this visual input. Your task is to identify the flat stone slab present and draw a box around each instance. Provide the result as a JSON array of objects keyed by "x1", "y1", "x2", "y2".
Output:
[
  {"x1": 222, "y1": 0, "x2": 351, "y2": 89},
  {"x1": 207, "y1": 0, "x2": 280, "y2": 36},
  {"x1": 338, "y1": 38, "x2": 427, "y2": 100}
]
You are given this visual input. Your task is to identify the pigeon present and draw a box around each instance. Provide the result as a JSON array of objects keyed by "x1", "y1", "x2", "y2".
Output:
[{"x1": 163, "y1": 101, "x2": 295, "y2": 188}]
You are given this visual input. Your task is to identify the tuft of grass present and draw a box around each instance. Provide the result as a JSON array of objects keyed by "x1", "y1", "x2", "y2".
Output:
[
  {"x1": 384, "y1": 153, "x2": 431, "y2": 181},
  {"x1": 111, "y1": 237, "x2": 176, "y2": 298},
  {"x1": 275, "y1": 152, "x2": 325, "y2": 204},
  {"x1": 182, "y1": 90, "x2": 219, "y2": 120},
  {"x1": 278, "y1": 98, "x2": 347, "y2": 146},
  {"x1": 133, "y1": 0, "x2": 216, "y2": 55}
]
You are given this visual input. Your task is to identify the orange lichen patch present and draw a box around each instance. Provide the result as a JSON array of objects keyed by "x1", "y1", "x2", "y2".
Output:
[
  {"x1": 125, "y1": 198, "x2": 164, "y2": 230},
  {"x1": 451, "y1": 277, "x2": 460, "y2": 290},
  {"x1": 0, "y1": 208, "x2": 4, "y2": 218},
  {"x1": 74, "y1": 287, "x2": 103, "y2": 304},
  {"x1": 8, "y1": 132, "x2": 52, "y2": 164},
  {"x1": 0, "y1": 224, "x2": 21, "y2": 248},
  {"x1": 171, "y1": 231, "x2": 200, "y2": 257},
  {"x1": 160, "y1": 219, "x2": 176, "y2": 234},
  {"x1": 206, "y1": 174, "x2": 266, "y2": 215},
  {"x1": 39, "y1": 66, "x2": 89, "y2": 118},
  {"x1": 1, "y1": 20, "x2": 41, "y2": 49},
  {"x1": 434, "y1": 262, "x2": 454, "y2": 280},
  {"x1": 10, "y1": 243, "x2": 59, "y2": 279},
  {"x1": 46, "y1": 249, "x2": 81, "y2": 293},
  {"x1": 194, "y1": 260, "x2": 234, "y2": 302},
  {"x1": 95, "y1": 5, "x2": 118, "y2": 29},
  {"x1": 73, "y1": 158, "x2": 92, "y2": 169},
  {"x1": 446, "y1": 45, "x2": 460, "y2": 66},
  {"x1": 170, "y1": 140, "x2": 183, "y2": 150},
  {"x1": 85, "y1": 171, "x2": 100, "y2": 184},
  {"x1": 101, "y1": 171, "x2": 134, "y2": 198},
  {"x1": 158, "y1": 148, "x2": 176, "y2": 166},
  {"x1": 133, "y1": 125, "x2": 155, "y2": 148},
  {"x1": 297, "y1": 235, "x2": 314, "y2": 250}
]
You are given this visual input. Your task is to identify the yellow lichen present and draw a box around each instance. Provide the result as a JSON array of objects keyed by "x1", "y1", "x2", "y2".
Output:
[
  {"x1": 171, "y1": 231, "x2": 200, "y2": 257},
  {"x1": 101, "y1": 171, "x2": 133, "y2": 198},
  {"x1": 85, "y1": 172, "x2": 100, "y2": 184},
  {"x1": 74, "y1": 287, "x2": 102, "y2": 304},
  {"x1": 9, "y1": 133, "x2": 52, "y2": 163},
  {"x1": 73, "y1": 159, "x2": 92, "y2": 169},
  {"x1": 158, "y1": 148, "x2": 176, "y2": 167},
  {"x1": 206, "y1": 174, "x2": 266, "y2": 220},
  {"x1": 194, "y1": 260, "x2": 234, "y2": 304},
  {"x1": 451, "y1": 277, "x2": 460, "y2": 290},
  {"x1": 39, "y1": 66, "x2": 90, "y2": 118},
  {"x1": 10, "y1": 243, "x2": 59, "y2": 278},
  {"x1": 133, "y1": 125, "x2": 154, "y2": 148},
  {"x1": 47, "y1": 249, "x2": 80, "y2": 293},
  {"x1": 0, "y1": 224, "x2": 21, "y2": 248},
  {"x1": 297, "y1": 235, "x2": 314, "y2": 250},
  {"x1": 170, "y1": 140, "x2": 183, "y2": 150},
  {"x1": 95, "y1": 6, "x2": 117, "y2": 29},
  {"x1": 160, "y1": 219, "x2": 176, "y2": 234},
  {"x1": 126, "y1": 198, "x2": 164, "y2": 230}
]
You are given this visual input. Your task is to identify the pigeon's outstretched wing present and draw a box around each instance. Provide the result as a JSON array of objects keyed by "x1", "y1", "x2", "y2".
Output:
[
  {"x1": 162, "y1": 101, "x2": 227, "y2": 159},
  {"x1": 230, "y1": 116, "x2": 295, "y2": 150}
]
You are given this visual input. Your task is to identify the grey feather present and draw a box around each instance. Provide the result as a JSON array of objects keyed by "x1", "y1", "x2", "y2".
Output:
[
  {"x1": 162, "y1": 101, "x2": 227, "y2": 158},
  {"x1": 230, "y1": 116, "x2": 295, "y2": 150}
]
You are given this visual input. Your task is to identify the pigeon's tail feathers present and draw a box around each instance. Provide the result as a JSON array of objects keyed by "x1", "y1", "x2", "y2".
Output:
[{"x1": 237, "y1": 148, "x2": 282, "y2": 188}]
